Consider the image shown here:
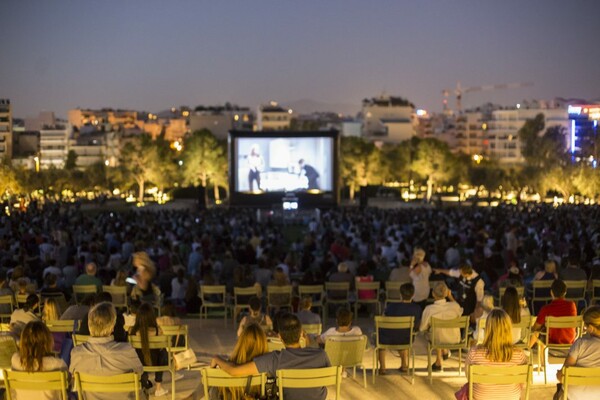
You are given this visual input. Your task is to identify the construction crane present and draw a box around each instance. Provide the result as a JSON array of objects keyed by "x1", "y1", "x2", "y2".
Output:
[{"x1": 442, "y1": 81, "x2": 533, "y2": 114}]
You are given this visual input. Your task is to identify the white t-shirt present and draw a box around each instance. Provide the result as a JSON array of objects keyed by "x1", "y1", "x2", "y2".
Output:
[
  {"x1": 410, "y1": 262, "x2": 432, "y2": 302},
  {"x1": 320, "y1": 326, "x2": 363, "y2": 343}
]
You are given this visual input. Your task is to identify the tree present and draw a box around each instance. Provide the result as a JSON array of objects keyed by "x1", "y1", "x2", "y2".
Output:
[
  {"x1": 0, "y1": 161, "x2": 22, "y2": 198},
  {"x1": 410, "y1": 138, "x2": 456, "y2": 201},
  {"x1": 181, "y1": 130, "x2": 228, "y2": 205},
  {"x1": 518, "y1": 114, "x2": 545, "y2": 167},
  {"x1": 379, "y1": 142, "x2": 411, "y2": 183},
  {"x1": 573, "y1": 164, "x2": 600, "y2": 201},
  {"x1": 118, "y1": 133, "x2": 173, "y2": 202},
  {"x1": 65, "y1": 150, "x2": 78, "y2": 170},
  {"x1": 340, "y1": 137, "x2": 384, "y2": 200}
]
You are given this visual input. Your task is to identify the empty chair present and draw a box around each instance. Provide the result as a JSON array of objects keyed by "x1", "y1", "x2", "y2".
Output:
[
  {"x1": 72, "y1": 285, "x2": 98, "y2": 305},
  {"x1": 276, "y1": 366, "x2": 342, "y2": 400},
  {"x1": 325, "y1": 335, "x2": 368, "y2": 388},
  {"x1": 102, "y1": 285, "x2": 128, "y2": 311},
  {"x1": 324, "y1": 282, "x2": 351, "y2": 319},
  {"x1": 199, "y1": 285, "x2": 228, "y2": 323},
  {"x1": 266, "y1": 285, "x2": 293, "y2": 315},
  {"x1": 540, "y1": 315, "x2": 583, "y2": 384},
  {"x1": 530, "y1": 280, "x2": 553, "y2": 314}
]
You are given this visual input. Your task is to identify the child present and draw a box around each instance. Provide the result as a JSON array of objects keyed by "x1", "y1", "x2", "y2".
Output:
[{"x1": 319, "y1": 308, "x2": 362, "y2": 344}]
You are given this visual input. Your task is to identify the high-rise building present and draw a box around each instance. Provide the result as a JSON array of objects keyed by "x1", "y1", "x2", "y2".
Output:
[
  {"x1": 455, "y1": 112, "x2": 487, "y2": 156},
  {"x1": 0, "y1": 99, "x2": 13, "y2": 160},
  {"x1": 361, "y1": 94, "x2": 416, "y2": 143}
]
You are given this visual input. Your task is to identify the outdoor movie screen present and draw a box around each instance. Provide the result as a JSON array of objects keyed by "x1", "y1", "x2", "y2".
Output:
[{"x1": 234, "y1": 136, "x2": 334, "y2": 193}]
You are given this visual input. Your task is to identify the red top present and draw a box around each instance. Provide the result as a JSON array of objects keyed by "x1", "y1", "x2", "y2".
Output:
[
  {"x1": 536, "y1": 298, "x2": 577, "y2": 344},
  {"x1": 356, "y1": 275, "x2": 376, "y2": 299}
]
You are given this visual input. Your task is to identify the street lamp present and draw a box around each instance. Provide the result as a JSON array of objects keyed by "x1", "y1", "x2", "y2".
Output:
[{"x1": 33, "y1": 156, "x2": 40, "y2": 172}]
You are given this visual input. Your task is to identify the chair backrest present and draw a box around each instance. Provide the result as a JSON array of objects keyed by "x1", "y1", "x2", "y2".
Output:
[
  {"x1": 430, "y1": 316, "x2": 470, "y2": 346},
  {"x1": 276, "y1": 366, "x2": 342, "y2": 400},
  {"x1": 3, "y1": 370, "x2": 69, "y2": 400},
  {"x1": 201, "y1": 368, "x2": 266, "y2": 399},
  {"x1": 324, "y1": 335, "x2": 367, "y2": 368},
  {"x1": 15, "y1": 293, "x2": 29, "y2": 307},
  {"x1": 72, "y1": 285, "x2": 98, "y2": 304},
  {"x1": 545, "y1": 315, "x2": 583, "y2": 345},
  {"x1": 45, "y1": 319, "x2": 79, "y2": 333},
  {"x1": 499, "y1": 285, "x2": 525, "y2": 300},
  {"x1": 298, "y1": 285, "x2": 325, "y2": 306},
  {"x1": 563, "y1": 366, "x2": 600, "y2": 400},
  {"x1": 355, "y1": 281, "x2": 380, "y2": 298},
  {"x1": 74, "y1": 372, "x2": 141, "y2": 400},
  {"x1": 384, "y1": 281, "x2": 407, "y2": 301},
  {"x1": 102, "y1": 285, "x2": 128, "y2": 308},
  {"x1": 129, "y1": 334, "x2": 171, "y2": 351},
  {"x1": 564, "y1": 280, "x2": 587, "y2": 300},
  {"x1": 72, "y1": 334, "x2": 91, "y2": 346},
  {"x1": 233, "y1": 286, "x2": 260, "y2": 306},
  {"x1": 531, "y1": 280, "x2": 553, "y2": 299},
  {"x1": 325, "y1": 282, "x2": 350, "y2": 302},
  {"x1": 512, "y1": 315, "x2": 534, "y2": 345},
  {"x1": 468, "y1": 364, "x2": 532, "y2": 400},
  {"x1": 160, "y1": 324, "x2": 189, "y2": 351},
  {"x1": 200, "y1": 285, "x2": 226, "y2": 303},
  {"x1": 0, "y1": 295, "x2": 15, "y2": 316},
  {"x1": 374, "y1": 316, "x2": 415, "y2": 348},
  {"x1": 592, "y1": 280, "x2": 600, "y2": 301},
  {"x1": 0, "y1": 336, "x2": 18, "y2": 370},
  {"x1": 267, "y1": 286, "x2": 293, "y2": 306},
  {"x1": 303, "y1": 324, "x2": 322, "y2": 335}
]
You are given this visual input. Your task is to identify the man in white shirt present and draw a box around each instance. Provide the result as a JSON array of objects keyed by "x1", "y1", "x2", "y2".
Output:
[{"x1": 420, "y1": 282, "x2": 463, "y2": 371}]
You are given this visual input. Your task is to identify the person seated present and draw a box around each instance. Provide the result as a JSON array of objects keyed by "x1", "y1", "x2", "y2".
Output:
[
  {"x1": 318, "y1": 308, "x2": 362, "y2": 345},
  {"x1": 296, "y1": 296, "x2": 322, "y2": 326},
  {"x1": 465, "y1": 309, "x2": 528, "y2": 400},
  {"x1": 267, "y1": 267, "x2": 291, "y2": 312},
  {"x1": 74, "y1": 262, "x2": 103, "y2": 292},
  {"x1": 78, "y1": 292, "x2": 127, "y2": 343},
  {"x1": 434, "y1": 263, "x2": 484, "y2": 320},
  {"x1": 377, "y1": 282, "x2": 422, "y2": 374},
  {"x1": 556, "y1": 305, "x2": 600, "y2": 400},
  {"x1": 61, "y1": 294, "x2": 94, "y2": 321},
  {"x1": 70, "y1": 302, "x2": 143, "y2": 400},
  {"x1": 10, "y1": 293, "x2": 41, "y2": 338},
  {"x1": 501, "y1": 286, "x2": 531, "y2": 345},
  {"x1": 237, "y1": 296, "x2": 273, "y2": 337},
  {"x1": 212, "y1": 313, "x2": 331, "y2": 400},
  {"x1": 209, "y1": 323, "x2": 268, "y2": 400},
  {"x1": 419, "y1": 282, "x2": 463, "y2": 372},
  {"x1": 11, "y1": 321, "x2": 68, "y2": 399},
  {"x1": 528, "y1": 279, "x2": 577, "y2": 360},
  {"x1": 472, "y1": 295, "x2": 495, "y2": 344},
  {"x1": 42, "y1": 297, "x2": 65, "y2": 353}
]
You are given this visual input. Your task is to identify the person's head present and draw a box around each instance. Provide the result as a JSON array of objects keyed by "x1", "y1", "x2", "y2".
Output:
[
  {"x1": 459, "y1": 263, "x2": 473, "y2": 278},
  {"x1": 42, "y1": 297, "x2": 61, "y2": 321},
  {"x1": 481, "y1": 295, "x2": 494, "y2": 313},
  {"x1": 298, "y1": 158, "x2": 305, "y2": 167},
  {"x1": 481, "y1": 308, "x2": 515, "y2": 362},
  {"x1": 85, "y1": 262, "x2": 97, "y2": 276},
  {"x1": 400, "y1": 282, "x2": 415, "y2": 301},
  {"x1": 230, "y1": 323, "x2": 268, "y2": 365},
  {"x1": 251, "y1": 144, "x2": 260, "y2": 156},
  {"x1": 412, "y1": 248, "x2": 426, "y2": 264},
  {"x1": 277, "y1": 313, "x2": 303, "y2": 346},
  {"x1": 114, "y1": 269, "x2": 127, "y2": 285},
  {"x1": 337, "y1": 262, "x2": 348, "y2": 273},
  {"x1": 544, "y1": 260, "x2": 557, "y2": 274},
  {"x1": 44, "y1": 273, "x2": 58, "y2": 288},
  {"x1": 300, "y1": 296, "x2": 313, "y2": 311},
  {"x1": 432, "y1": 282, "x2": 448, "y2": 300},
  {"x1": 24, "y1": 294, "x2": 40, "y2": 312},
  {"x1": 249, "y1": 296, "x2": 262, "y2": 315},
  {"x1": 132, "y1": 251, "x2": 156, "y2": 280},
  {"x1": 583, "y1": 305, "x2": 600, "y2": 338},
  {"x1": 17, "y1": 278, "x2": 28, "y2": 294},
  {"x1": 81, "y1": 294, "x2": 96, "y2": 307},
  {"x1": 551, "y1": 279, "x2": 567, "y2": 299},
  {"x1": 95, "y1": 291, "x2": 113, "y2": 304},
  {"x1": 336, "y1": 308, "x2": 353, "y2": 328},
  {"x1": 88, "y1": 302, "x2": 116, "y2": 337},
  {"x1": 501, "y1": 286, "x2": 522, "y2": 324},
  {"x1": 18, "y1": 321, "x2": 54, "y2": 372}
]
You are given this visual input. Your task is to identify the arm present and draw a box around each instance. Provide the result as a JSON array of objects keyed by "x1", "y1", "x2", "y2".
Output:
[
  {"x1": 237, "y1": 317, "x2": 246, "y2": 337},
  {"x1": 210, "y1": 356, "x2": 259, "y2": 376},
  {"x1": 556, "y1": 355, "x2": 577, "y2": 382}
]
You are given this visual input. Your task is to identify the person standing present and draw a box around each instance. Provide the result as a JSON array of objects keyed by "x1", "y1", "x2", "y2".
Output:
[
  {"x1": 247, "y1": 144, "x2": 264, "y2": 191},
  {"x1": 298, "y1": 159, "x2": 320, "y2": 190},
  {"x1": 409, "y1": 248, "x2": 432, "y2": 309}
]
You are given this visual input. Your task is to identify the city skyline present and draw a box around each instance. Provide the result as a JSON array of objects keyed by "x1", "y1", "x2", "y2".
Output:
[{"x1": 1, "y1": 0, "x2": 599, "y2": 118}]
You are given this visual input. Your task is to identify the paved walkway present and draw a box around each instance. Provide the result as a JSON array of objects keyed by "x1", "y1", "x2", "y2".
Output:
[{"x1": 157, "y1": 315, "x2": 558, "y2": 399}]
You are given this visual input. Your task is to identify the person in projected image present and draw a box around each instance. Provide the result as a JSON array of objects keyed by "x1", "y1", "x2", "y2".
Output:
[
  {"x1": 247, "y1": 144, "x2": 264, "y2": 191},
  {"x1": 298, "y1": 159, "x2": 319, "y2": 190}
]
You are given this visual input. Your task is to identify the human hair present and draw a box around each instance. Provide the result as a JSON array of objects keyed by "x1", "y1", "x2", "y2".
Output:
[
  {"x1": 85, "y1": 262, "x2": 97, "y2": 275},
  {"x1": 300, "y1": 296, "x2": 312, "y2": 310},
  {"x1": 161, "y1": 300, "x2": 176, "y2": 317},
  {"x1": 113, "y1": 269, "x2": 127, "y2": 286},
  {"x1": 44, "y1": 272, "x2": 58, "y2": 287},
  {"x1": 460, "y1": 263, "x2": 473, "y2": 275},
  {"x1": 501, "y1": 286, "x2": 521, "y2": 324},
  {"x1": 25, "y1": 294, "x2": 40, "y2": 311},
  {"x1": 480, "y1": 309, "x2": 515, "y2": 362},
  {"x1": 551, "y1": 279, "x2": 567, "y2": 298},
  {"x1": 42, "y1": 297, "x2": 61, "y2": 322},
  {"x1": 544, "y1": 260, "x2": 557, "y2": 274},
  {"x1": 278, "y1": 313, "x2": 302, "y2": 345},
  {"x1": 337, "y1": 262, "x2": 348, "y2": 273},
  {"x1": 88, "y1": 302, "x2": 116, "y2": 337},
  {"x1": 583, "y1": 305, "x2": 600, "y2": 331},
  {"x1": 336, "y1": 308, "x2": 353, "y2": 327},
  {"x1": 18, "y1": 321, "x2": 54, "y2": 372},
  {"x1": 412, "y1": 248, "x2": 426, "y2": 264},
  {"x1": 481, "y1": 295, "x2": 494, "y2": 313},
  {"x1": 400, "y1": 282, "x2": 415, "y2": 301},
  {"x1": 221, "y1": 323, "x2": 268, "y2": 400},
  {"x1": 95, "y1": 291, "x2": 113, "y2": 304},
  {"x1": 432, "y1": 282, "x2": 448, "y2": 299},
  {"x1": 131, "y1": 302, "x2": 158, "y2": 365},
  {"x1": 132, "y1": 252, "x2": 156, "y2": 279},
  {"x1": 249, "y1": 296, "x2": 262, "y2": 312}
]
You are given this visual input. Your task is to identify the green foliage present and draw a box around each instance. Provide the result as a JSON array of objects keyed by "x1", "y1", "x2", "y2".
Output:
[
  {"x1": 340, "y1": 137, "x2": 384, "y2": 199},
  {"x1": 410, "y1": 138, "x2": 457, "y2": 200},
  {"x1": 573, "y1": 164, "x2": 600, "y2": 200},
  {"x1": 379, "y1": 142, "x2": 411, "y2": 182},
  {"x1": 0, "y1": 161, "x2": 22, "y2": 197},
  {"x1": 65, "y1": 150, "x2": 78, "y2": 170}
]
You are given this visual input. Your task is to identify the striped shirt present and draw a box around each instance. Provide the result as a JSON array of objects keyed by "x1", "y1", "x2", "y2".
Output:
[{"x1": 466, "y1": 347, "x2": 528, "y2": 400}]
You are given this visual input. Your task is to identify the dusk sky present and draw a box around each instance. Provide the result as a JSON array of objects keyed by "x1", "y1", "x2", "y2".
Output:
[{"x1": 1, "y1": 0, "x2": 599, "y2": 119}]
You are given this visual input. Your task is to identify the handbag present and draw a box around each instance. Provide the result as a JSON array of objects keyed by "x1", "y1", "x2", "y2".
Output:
[
  {"x1": 455, "y1": 383, "x2": 469, "y2": 400},
  {"x1": 173, "y1": 348, "x2": 198, "y2": 370}
]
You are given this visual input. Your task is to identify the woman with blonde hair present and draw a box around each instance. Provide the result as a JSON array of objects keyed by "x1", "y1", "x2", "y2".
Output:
[
  {"x1": 42, "y1": 297, "x2": 65, "y2": 353},
  {"x1": 213, "y1": 323, "x2": 268, "y2": 400},
  {"x1": 409, "y1": 247, "x2": 432, "y2": 309},
  {"x1": 10, "y1": 320, "x2": 67, "y2": 399},
  {"x1": 465, "y1": 308, "x2": 528, "y2": 399},
  {"x1": 557, "y1": 305, "x2": 600, "y2": 400}
]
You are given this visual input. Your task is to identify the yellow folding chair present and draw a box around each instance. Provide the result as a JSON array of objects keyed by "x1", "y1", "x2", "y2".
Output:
[
  {"x1": 372, "y1": 316, "x2": 416, "y2": 384},
  {"x1": 298, "y1": 284, "x2": 326, "y2": 320},
  {"x1": 72, "y1": 285, "x2": 98, "y2": 305},
  {"x1": 266, "y1": 285, "x2": 293, "y2": 315},
  {"x1": 324, "y1": 282, "x2": 351, "y2": 320},
  {"x1": 354, "y1": 281, "x2": 381, "y2": 317},
  {"x1": 0, "y1": 295, "x2": 15, "y2": 323},
  {"x1": 45, "y1": 319, "x2": 80, "y2": 333},
  {"x1": 74, "y1": 371, "x2": 142, "y2": 400},
  {"x1": 384, "y1": 281, "x2": 409, "y2": 308},
  {"x1": 72, "y1": 334, "x2": 91, "y2": 346},
  {"x1": 201, "y1": 368, "x2": 266, "y2": 399},
  {"x1": 540, "y1": 315, "x2": 583, "y2": 384},
  {"x1": 160, "y1": 324, "x2": 189, "y2": 353},
  {"x1": 325, "y1": 335, "x2": 368, "y2": 388},
  {"x1": 233, "y1": 286, "x2": 261, "y2": 328},
  {"x1": 102, "y1": 285, "x2": 129, "y2": 311},
  {"x1": 3, "y1": 369, "x2": 69, "y2": 400},
  {"x1": 531, "y1": 281, "x2": 553, "y2": 313},
  {"x1": 563, "y1": 366, "x2": 600, "y2": 400},
  {"x1": 468, "y1": 364, "x2": 532, "y2": 400},
  {"x1": 129, "y1": 335, "x2": 175, "y2": 400},
  {"x1": 276, "y1": 366, "x2": 342, "y2": 400},
  {"x1": 427, "y1": 316, "x2": 470, "y2": 384},
  {"x1": 564, "y1": 280, "x2": 587, "y2": 311},
  {"x1": 199, "y1": 285, "x2": 228, "y2": 324},
  {"x1": 303, "y1": 323, "x2": 322, "y2": 335}
]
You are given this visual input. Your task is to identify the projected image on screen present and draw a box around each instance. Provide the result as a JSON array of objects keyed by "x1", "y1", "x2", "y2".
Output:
[{"x1": 235, "y1": 137, "x2": 333, "y2": 193}]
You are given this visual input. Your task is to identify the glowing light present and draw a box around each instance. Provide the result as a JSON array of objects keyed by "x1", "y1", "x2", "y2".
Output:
[
  {"x1": 472, "y1": 154, "x2": 483, "y2": 164},
  {"x1": 182, "y1": 111, "x2": 190, "y2": 117},
  {"x1": 481, "y1": 123, "x2": 487, "y2": 130},
  {"x1": 516, "y1": 104, "x2": 521, "y2": 109},
  {"x1": 571, "y1": 119, "x2": 576, "y2": 154},
  {"x1": 416, "y1": 109, "x2": 427, "y2": 116},
  {"x1": 234, "y1": 115, "x2": 239, "y2": 121},
  {"x1": 568, "y1": 105, "x2": 582, "y2": 115},
  {"x1": 104, "y1": 160, "x2": 109, "y2": 166},
  {"x1": 178, "y1": 160, "x2": 183, "y2": 166},
  {"x1": 288, "y1": 109, "x2": 293, "y2": 114}
]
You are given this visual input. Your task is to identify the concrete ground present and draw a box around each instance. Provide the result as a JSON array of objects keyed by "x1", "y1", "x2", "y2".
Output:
[{"x1": 153, "y1": 314, "x2": 558, "y2": 400}]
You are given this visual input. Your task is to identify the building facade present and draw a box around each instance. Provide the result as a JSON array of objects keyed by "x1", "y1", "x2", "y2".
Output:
[
  {"x1": 361, "y1": 95, "x2": 416, "y2": 143},
  {"x1": 39, "y1": 123, "x2": 72, "y2": 168},
  {"x1": 0, "y1": 99, "x2": 13, "y2": 160},
  {"x1": 257, "y1": 103, "x2": 292, "y2": 131}
]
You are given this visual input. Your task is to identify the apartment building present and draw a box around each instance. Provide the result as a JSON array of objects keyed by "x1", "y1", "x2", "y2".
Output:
[
  {"x1": 256, "y1": 102, "x2": 292, "y2": 131},
  {"x1": 39, "y1": 123, "x2": 71, "y2": 168},
  {"x1": 361, "y1": 94, "x2": 416, "y2": 143},
  {"x1": 455, "y1": 112, "x2": 487, "y2": 156},
  {"x1": 0, "y1": 99, "x2": 13, "y2": 160}
]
